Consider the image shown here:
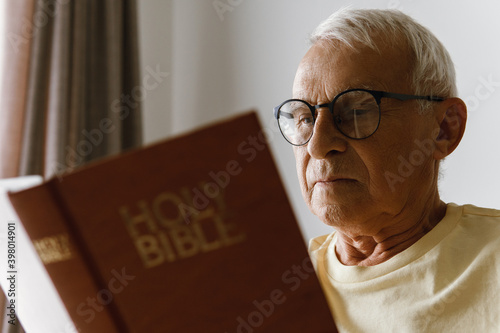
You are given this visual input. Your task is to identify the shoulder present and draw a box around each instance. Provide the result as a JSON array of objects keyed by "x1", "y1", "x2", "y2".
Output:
[
  {"x1": 461, "y1": 204, "x2": 500, "y2": 219},
  {"x1": 451, "y1": 203, "x2": 500, "y2": 253},
  {"x1": 457, "y1": 204, "x2": 500, "y2": 232}
]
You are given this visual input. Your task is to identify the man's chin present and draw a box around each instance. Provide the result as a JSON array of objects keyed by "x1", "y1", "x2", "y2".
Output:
[
  {"x1": 310, "y1": 203, "x2": 344, "y2": 227},
  {"x1": 310, "y1": 201, "x2": 367, "y2": 229}
]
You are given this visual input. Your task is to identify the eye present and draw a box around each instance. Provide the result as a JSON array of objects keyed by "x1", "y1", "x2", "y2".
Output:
[
  {"x1": 289, "y1": 106, "x2": 313, "y2": 126},
  {"x1": 298, "y1": 114, "x2": 314, "y2": 125},
  {"x1": 334, "y1": 115, "x2": 342, "y2": 125}
]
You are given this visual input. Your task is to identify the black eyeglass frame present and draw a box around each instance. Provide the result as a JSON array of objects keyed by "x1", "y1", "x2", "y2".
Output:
[{"x1": 273, "y1": 88, "x2": 445, "y2": 145}]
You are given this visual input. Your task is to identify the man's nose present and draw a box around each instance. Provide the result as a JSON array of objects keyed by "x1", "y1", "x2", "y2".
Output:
[{"x1": 307, "y1": 109, "x2": 348, "y2": 159}]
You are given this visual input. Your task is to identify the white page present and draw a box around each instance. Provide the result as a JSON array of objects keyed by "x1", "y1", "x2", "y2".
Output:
[{"x1": 0, "y1": 176, "x2": 77, "y2": 333}]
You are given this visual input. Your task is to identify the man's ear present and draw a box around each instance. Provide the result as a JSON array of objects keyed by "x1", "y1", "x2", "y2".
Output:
[{"x1": 433, "y1": 98, "x2": 467, "y2": 160}]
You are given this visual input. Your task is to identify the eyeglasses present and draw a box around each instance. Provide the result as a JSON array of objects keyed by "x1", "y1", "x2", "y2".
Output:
[{"x1": 273, "y1": 88, "x2": 445, "y2": 146}]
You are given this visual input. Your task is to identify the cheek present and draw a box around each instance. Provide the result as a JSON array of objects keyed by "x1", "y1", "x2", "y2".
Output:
[
  {"x1": 355, "y1": 139, "x2": 406, "y2": 195},
  {"x1": 366, "y1": 158, "x2": 396, "y2": 194},
  {"x1": 293, "y1": 147, "x2": 311, "y2": 192},
  {"x1": 362, "y1": 135, "x2": 433, "y2": 196}
]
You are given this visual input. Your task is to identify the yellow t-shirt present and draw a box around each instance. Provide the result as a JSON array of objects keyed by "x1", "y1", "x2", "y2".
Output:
[{"x1": 309, "y1": 203, "x2": 500, "y2": 333}]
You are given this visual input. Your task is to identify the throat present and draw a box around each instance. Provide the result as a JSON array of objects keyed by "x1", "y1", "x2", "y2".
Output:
[
  {"x1": 334, "y1": 202, "x2": 447, "y2": 266},
  {"x1": 335, "y1": 235, "x2": 419, "y2": 266}
]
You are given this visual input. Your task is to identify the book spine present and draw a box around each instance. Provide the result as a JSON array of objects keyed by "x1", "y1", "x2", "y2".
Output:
[{"x1": 8, "y1": 181, "x2": 121, "y2": 333}]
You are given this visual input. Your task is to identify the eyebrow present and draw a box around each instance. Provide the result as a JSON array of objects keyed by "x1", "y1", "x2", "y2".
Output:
[
  {"x1": 316, "y1": 84, "x2": 377, "y2": 104},
  {"x1": 355, "y1": 83, "x2": 377, "y2": 91},
  {"x1": 298, "y1": 83, "x2": 383, "y2": 105}
]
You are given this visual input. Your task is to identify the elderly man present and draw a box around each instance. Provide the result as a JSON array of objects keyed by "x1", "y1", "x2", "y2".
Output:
[{"x1": 274, "y1": 8, "x2": 500, "y2": 332}]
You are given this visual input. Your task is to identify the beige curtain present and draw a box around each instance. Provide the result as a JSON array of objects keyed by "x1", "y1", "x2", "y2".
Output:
[
  {"x1": 0, "y1": 0, "x2": 143, "y2": 331},
  {"x1": 0, "y1": 0, "x2": 142, "y2": 179}
]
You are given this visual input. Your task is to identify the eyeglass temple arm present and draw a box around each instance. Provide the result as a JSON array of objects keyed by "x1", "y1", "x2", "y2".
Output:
[
  {"x1": 276, "y1": 111, "x2": 294, "y2": 119},
  {"x1": 274, "y1": 104, "x2": 323, "y2": 119},
  {"x1": 274, "y1": 106, "x2": 298, "y2": 120},
  {"x1": 380, "y1": 91, "x2": 445, "y2": 102}
]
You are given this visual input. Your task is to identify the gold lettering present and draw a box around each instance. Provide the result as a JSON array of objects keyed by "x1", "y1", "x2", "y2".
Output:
[
  {"x1": 212, "y1": 188, "x2": 226, "y2": 216},
  {"x1": 152, "y1": 192, "x2": 183, "y2": 228},
  {"x1": 33, "y1": 234, "x2": 73, "y2": 264},
  {"x1": 158, "y1": 231, "x2": 176, "y2": 262},
  {"x1": 192, "y1": 220, "x2": 222, "y2": 252},
  {"x1": 189, "y1": 205, "x2": 214, "y2": 224},
  {"x1": 120, "y1": 184, "x2": 247, "y2": 269},
  {"x1": 169, "y1": 225, "x2": 199, "y2": 259},
  {"x1": 178, "y1": 203, "x2": 200, "y2": 224},
  {"x1": 119, "y1": 201, "x2": 158, "y2": 238},
  {"x1": 134, "y1": 235, "x2": 165, "y2": 268}
]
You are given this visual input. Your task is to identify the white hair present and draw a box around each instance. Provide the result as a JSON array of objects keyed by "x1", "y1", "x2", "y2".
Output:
[{"x1": 310, "y1": 8, "x2": 457, "y2": 110}]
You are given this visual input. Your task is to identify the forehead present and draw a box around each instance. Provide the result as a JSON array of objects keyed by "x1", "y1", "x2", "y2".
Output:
[{"x1": 292, "y1": 40, "x2": 412, "y2": 102}]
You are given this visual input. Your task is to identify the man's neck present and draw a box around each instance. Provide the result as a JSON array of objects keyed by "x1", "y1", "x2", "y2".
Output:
[{"x1": 334, "y1": 199, "x2": 447, "y2": 266}]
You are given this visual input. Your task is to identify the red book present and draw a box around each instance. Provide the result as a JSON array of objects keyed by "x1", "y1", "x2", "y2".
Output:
[{"x1": 8, "y1": 111, "x2": 337, "y2": 332}]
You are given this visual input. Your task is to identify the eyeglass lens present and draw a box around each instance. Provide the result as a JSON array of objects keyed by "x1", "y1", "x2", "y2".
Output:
[{"x1": 277, "y1": 90, "x2": 380, "y2": 145}]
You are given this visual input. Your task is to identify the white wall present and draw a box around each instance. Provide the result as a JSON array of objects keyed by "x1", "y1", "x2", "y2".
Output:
[
  {"x1": 137, "y1": 0, "x2": 172, "y2": 143},
  {"x1": 138, "y1": 0, "x2": 500, "y2": 242}
]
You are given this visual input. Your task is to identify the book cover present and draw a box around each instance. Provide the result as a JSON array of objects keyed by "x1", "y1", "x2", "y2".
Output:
[
  {"x1": 0, "y1": 176, "x2": 78, "y2": 333},
  {"x1": 8, "y1": 111, "x2": 337, "y2": 332}
]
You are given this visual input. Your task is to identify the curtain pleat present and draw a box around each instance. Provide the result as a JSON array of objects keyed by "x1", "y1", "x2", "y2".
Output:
[
  {"x1": 68, "y1": 0, "x2": 88, "y2": 171},
  {"x1": 122, "y1": 0, "x2": 143, "y2": 150},
  {"x1": 0, "y1": 0, "x2": 143, "y2": 331},
  {"x1": 45, "y1": 0, "x2": 72, "y2": 178},
  {"x1": 15, "y1": 0, "x2": 142, "y2": 179},
  {"x1": 18, "y1": 0, "x2": 55, "y2": 176},
  {"x1": 0, "y1": 0, "x2": 35, "y2": 179}
]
